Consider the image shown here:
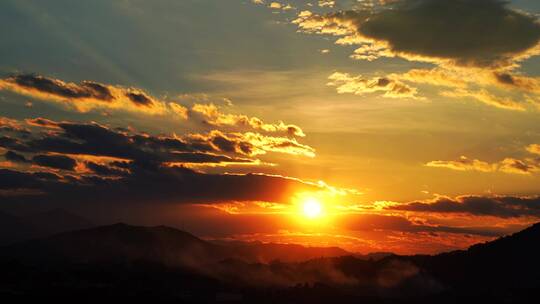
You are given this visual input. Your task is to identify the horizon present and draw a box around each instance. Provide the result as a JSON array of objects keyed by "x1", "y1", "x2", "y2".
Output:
[
  {"x1": 38, "y1": 219, "x2": 540, "y2": 254},
  {"x1": 2, "y1": 0, "x2": 540, "y2": 256}
]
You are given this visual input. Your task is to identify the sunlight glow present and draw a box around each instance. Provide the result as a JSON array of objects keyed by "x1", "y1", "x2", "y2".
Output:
[{"x1": 302, "y1": 197, "x2": 323, "y2": 218}]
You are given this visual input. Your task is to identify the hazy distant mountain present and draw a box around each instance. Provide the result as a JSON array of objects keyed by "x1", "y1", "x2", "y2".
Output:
[
  {"x1": 213, "y1": 239, "x2": 349, "y2": 263},
  {"x1": 2, "y1": 223, "x2": 220, "y2": 266},
  {"x1": 2, "y1": 223, "x2": 350, "y2": 266}
]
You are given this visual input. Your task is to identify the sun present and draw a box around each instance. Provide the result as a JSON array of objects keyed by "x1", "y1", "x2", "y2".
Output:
[{"x1": 302, "y1": 197, "x2": 323, "y2": 219}]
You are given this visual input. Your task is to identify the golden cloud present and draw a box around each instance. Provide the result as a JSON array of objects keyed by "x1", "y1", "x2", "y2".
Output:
[
  {"x1": 192, "y1": 103, "x2": 305, "y2": 137},
  {"x1": 188, "y1": 130, "x2": 315, "y2": 158},
  {"x1": 440, "y1": 88, "x2": 526, "y2": 111},
  {"x1": 0, "y1": 74, "x2": 188, "y2": 117},
  {"x1": 426, "y1": 156, "x2": 495, "y2": 173},
  {"x1": 426, "y1": 145, "x2": 540, "y2": 175},
  {"x1": 327, "y1": 72, "x2": 420, "y2": 99}
]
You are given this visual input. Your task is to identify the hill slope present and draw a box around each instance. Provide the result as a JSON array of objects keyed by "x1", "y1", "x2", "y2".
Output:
[
  {"x1": 2, "y1": 223, "x2": 350, "y2": 265},
  {"x1": 3, "y1": 222, "x2": 540, "y2": 303}
]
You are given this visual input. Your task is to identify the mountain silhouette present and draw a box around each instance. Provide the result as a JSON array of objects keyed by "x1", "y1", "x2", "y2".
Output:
[
  {"x1": 2, "y1": 223, "x2": 349, "y2": 266},
  {"x1": 213, "y1": 239, "x2": 349, "y2": 263},
  {"x1": 2, "y1": 222, "x2": 540, "y2": 303},
  {"x1": 404, "y1": 222, "x2": 540, "y2": 292},
  {"x1": 2, "y1": 223, "x2": 220, "y2": 266}
]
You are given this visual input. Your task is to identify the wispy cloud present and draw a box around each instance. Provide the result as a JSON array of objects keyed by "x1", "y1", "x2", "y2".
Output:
[
  {"x1": 426, "y1": 145, "x2": 540, "y2": 175},
  {"x1": 387, "y1": 195, "x2": 540, "y2": 219}
]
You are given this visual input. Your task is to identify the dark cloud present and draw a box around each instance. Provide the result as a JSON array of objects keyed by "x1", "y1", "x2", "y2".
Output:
[
  {"x1": 364, "y1": 0, "x2": 540, "y2": 66},
  {"x1": 25, "y1": 117, "x2": 60, "y2": 129},
  {"x1": 0, "y1": 163, "x2": 317, "y2": 207},
  {"x1": 0, "y1": 169, "x2": 58, "y2": 190},
  {"x1": 7, "y1": 74, "x2": 113, "y2": 101},
  {"x1": 211, "y1": 133, "x2": 240, "y2": 154},
  {"x1": 23, "y1": 122, "x2": 196, "y2": 163},
  {"x1": 32, "y1": 154, "x2": 77, "y2": 171},
  {"x1": 297, "y1": 0, "x2": 540, "y2": 68},
  {"x1": 0, "y1": 74, "x2": 178, "y2": 115},
  {"x1": 4, "y1": 151, "x2": 29, "y2": 163},
  {"x1": 125, "y1": 90, "x2": 154, "y2": 107},
  {"x1": 0, "y1": 136, "x2": 32, "y2": 152},
  {"x1": 0, "y1": 117, "x2": 322, "y2": 207},
  {"x1": 388, "y1": 195, "x2": 540, "y2": 218},
  {"x1": 340, "y1": 213, "x2": 508, "y2": 237},
  {"x1": 1, "y1": 116, "x2": 313, "y2": 166},
  {"x1": 494, "y1": 72, "x2": 516, "y2": 85},
  {"x1": 168, "y1": 152, "x2": 252, "y2": 164},
  {"x1": 85, "y1": 162, "x2": 127, "y2": 177}
]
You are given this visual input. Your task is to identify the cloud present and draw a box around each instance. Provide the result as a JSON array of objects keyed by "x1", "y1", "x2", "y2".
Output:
[
  {"x1": 394, "y1": 68, "x2": 469, "y2": 89},
  {"x1": 32, "y1": 154, "x2": 77, "y2": 171},
  {"x1": 168, "y1": 102, "x2": 189, "y2": 120},
  {"x1": 4, "y1": 151, "x2": 29, "y2": 163},
  {"x1": 0, "y1": 165, "x2": 321, "y2": 207},
  {"x1": 0, "y1": 117, "x2": 30, "y2": 135},
  {"x1": 24, "y1": 117, "x2": 62, "y2": 129},
  {"x1": 21, "y1": 123, "x2": 244, "y2": 164},
  {"x1": 318, "y1": 1, "x2": 334, "y2": 8},
  {"x1": 188, "y1": 130, "x2": 315, "y2": 158},
  {"x1": 269, "y1": 2, "x2": 282, "y2": 9},
  {"x1": 498, "y1": 157, "x2": 538, "y2": 175},
  {"x1": 0, "y1": 117, "x2": 326, "y2": 206},
  {"x1": 1, "y1": 74, "x2": 309, "y2": 134},
  {"x1": 493, "y1": 72, "x2": 540, "y2": 94},
  {"x1": 327, "y1": 72, "x2": 420, "y2": 99},
  {"x1": 293, "y1": 1, "x2": 540, "y2": 110},
  {"x1": 0, "y1": 74, "x2": 185, "y2": 116},
  {"x1": 339, "y1": 213, "x2": 506, "y2": 236},
  {"x1": 526, "y1": 144, "x2": 540, "y2": 155},
  {"x1": 391, "y1": 68, "x2": 535, "y2": 110},
  {"x1": 0, "y1": 116, "x2": 316, "y2": 175},
  {"x1": 7, "y1": 74, "x2": 114, "y2": 101},
  {"x1": 387, "y1": 195, "x2": 540, "y2": 218},
  {"x1": 84, "y1": 161, "x2": 127, "y2": 177},
  {"x1": 240, "y1": 132, "x2": 315, "y2": 157},
  {"x1": 440, "y1": 88, "x2": 525, "y2": 111},
  {"x1": 191, "y1": 103, "x2": 305, "y2": 137},
  {"x1": 294, "y1": 0, "x2": 540, "y2": 69},
  {"x1": 426, "y1": 145, "x2": 540, "y2": 175},
  {"x1": 267, "y1": 2, "x2": 294, "y2": 10},
  {"x1": 426, "y1": 156, "x2": 495, "y2": 173},
  {"x1": 125, "y1": 89, "x2": 154, "y2": 107}
]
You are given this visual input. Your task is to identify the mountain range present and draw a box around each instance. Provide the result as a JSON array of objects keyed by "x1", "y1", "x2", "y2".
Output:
[{"x1": 2, "y1": 221, "x2": 540, "y2": 303}]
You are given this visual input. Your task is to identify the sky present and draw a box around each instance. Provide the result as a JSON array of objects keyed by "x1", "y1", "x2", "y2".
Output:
[{"x1": 2, "y1": 0, "x2": 540, "y2": 254}]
